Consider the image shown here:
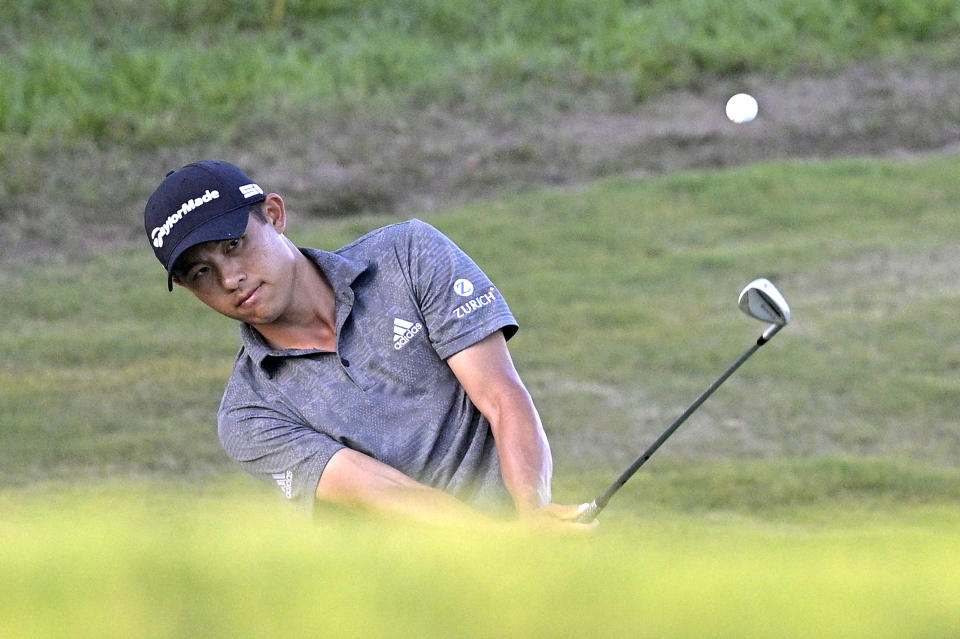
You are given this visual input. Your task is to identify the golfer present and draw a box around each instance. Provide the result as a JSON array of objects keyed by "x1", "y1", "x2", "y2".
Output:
[{"x1": 145, "y1": 160, "x2": 587, "y2": 525}]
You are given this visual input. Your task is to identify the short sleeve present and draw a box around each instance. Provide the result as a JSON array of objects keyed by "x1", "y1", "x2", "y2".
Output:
[
  {"x1": 218, "y1": 376, "x2": 345, "y2": 511},
  {"x1": 398, "y1": 219, "x2": 518, "y2": 360}
]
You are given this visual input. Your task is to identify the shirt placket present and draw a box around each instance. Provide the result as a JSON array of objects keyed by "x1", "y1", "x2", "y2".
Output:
[{"x1": 334, "y1": 286, "x2": 374, "y2": 391}]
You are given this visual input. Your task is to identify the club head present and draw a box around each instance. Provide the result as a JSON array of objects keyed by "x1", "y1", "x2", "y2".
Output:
[{"x1": 738, "y1": 278, "x2": 791, "y2": 325}]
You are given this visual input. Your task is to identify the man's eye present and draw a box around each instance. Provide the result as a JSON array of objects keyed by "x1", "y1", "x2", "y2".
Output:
[
  {"x1": 226, "y1": 237, "x2": 242, "y2": 251},
  {"x1": 190, "y1": 266, "x2": 209, "y2": 281}
]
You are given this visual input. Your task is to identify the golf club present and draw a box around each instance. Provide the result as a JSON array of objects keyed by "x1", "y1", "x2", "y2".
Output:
[{"x1": 575, "y1": 278, "x2": 791, "y2": 523}]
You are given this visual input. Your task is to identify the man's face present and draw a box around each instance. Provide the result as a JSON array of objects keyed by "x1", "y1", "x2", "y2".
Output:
[{"x1": 173, "y1": 201, "x2": 299, "y2": 325}]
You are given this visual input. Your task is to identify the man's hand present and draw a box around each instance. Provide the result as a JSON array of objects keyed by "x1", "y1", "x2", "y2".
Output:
[{"x1": 520, "y1": 502, "x2": 599, "y2": 532}]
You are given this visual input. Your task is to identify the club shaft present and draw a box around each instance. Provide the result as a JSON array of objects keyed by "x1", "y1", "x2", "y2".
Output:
[{"x1": 578, "y1": 325, "x2": 781, "y2": 523}]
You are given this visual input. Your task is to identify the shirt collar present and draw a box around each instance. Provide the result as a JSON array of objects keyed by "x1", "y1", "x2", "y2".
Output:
[{"x1": 239, "y1": 247, "x2": 370, "y2": 370}]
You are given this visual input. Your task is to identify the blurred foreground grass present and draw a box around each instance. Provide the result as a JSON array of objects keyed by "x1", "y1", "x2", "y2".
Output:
[{"x1": 1, "y1": 481, "x2": 958, "y2": 639}]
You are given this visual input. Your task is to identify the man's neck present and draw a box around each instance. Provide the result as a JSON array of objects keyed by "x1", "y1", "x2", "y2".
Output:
[{"x1": 253, "y1": 252, "x2": 338, "y2": 352}]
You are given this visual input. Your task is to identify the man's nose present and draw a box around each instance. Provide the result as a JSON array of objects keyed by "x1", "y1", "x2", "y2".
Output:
[{"x1": 220, "y1": 262, "x2": 245, "y2": 290}]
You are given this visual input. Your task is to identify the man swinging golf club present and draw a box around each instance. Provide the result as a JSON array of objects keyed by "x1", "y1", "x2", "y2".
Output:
[{"x1": 144, "y1": 160, "x2": 590, "y2": 526}]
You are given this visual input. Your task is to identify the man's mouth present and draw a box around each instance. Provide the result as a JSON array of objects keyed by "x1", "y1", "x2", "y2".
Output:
[{"x1": 237, "y1": 284, "x2": 262, "y2": 309}]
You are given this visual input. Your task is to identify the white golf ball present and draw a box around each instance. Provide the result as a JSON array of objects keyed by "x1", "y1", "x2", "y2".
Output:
[{"x1": 725, "y1": 93, "x2": 758, "y2": 123}]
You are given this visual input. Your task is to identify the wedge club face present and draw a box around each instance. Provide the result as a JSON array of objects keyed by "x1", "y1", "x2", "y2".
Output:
[{"x1": 738, "y1": 278, "x2": 791, "y2": 326}]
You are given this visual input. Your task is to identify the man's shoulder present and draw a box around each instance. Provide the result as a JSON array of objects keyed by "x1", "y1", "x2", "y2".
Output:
[
  {"x1": 334, "y1": 218, "x2": 439, "y2": 257},
  {"x1": 222, "y1": 345, "x2": 261, "y2": 395}
]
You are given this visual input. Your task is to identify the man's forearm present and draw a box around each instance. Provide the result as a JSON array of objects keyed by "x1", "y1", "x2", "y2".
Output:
[
  {"x1": 316, "y1": 447, "x2": 494, "y2": 525},
  {"x1": 446, "y1": 332, "x2": 556, "y2": 515},
  {"x1": 489, "y1": 386, "x2": 554, "y2": 514}
]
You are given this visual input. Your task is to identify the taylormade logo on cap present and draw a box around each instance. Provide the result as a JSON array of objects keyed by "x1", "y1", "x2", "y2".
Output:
[
  {"x1": 151, "y1": 189, "x2": 220, "y2": 248},
  {"x1": 149, "y1": 183, "x2": 263, "y2": 248}
]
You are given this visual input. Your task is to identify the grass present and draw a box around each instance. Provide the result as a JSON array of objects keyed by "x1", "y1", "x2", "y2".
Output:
[
  {"x1": 3, "y1": 154, "x2": 959, "y2": 490},
  {"x1": 4, "y1": 150, "x2": 960, "y2": 636},
  {"x1": 3, "y1": 0, "x2": 958, "y2": 252},
  {"x1": 3, "y1": 0, "x2": 958, "y2": 148},
  {"x1": 1, "y1": 481, "x2": 958, "y2": 638},
  {"x1": 432, "y1": 157, "x2": 960, "y2": 468},
  {"x1": 4, "y1": 3, "x2": 959, "y2": 632}
]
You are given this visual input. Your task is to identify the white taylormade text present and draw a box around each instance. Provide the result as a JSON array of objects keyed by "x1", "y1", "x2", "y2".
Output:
[{"x1": 151, "y1": 189, "x2": 220, "y2": 248}]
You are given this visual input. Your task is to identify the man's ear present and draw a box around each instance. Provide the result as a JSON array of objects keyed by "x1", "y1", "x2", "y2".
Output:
[{"x1": 261, "y1": 193, "x2": 287, "y2": 233}]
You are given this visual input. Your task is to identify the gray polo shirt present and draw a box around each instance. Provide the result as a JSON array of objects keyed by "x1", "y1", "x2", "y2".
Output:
[{"x1": 218, "y1": 219, "x2": 519, "y2": 514}]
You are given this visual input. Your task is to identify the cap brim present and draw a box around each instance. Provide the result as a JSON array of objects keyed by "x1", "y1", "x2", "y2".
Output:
[{"x1": 165, "y1": 206, "x2": 252, "y2": 291}]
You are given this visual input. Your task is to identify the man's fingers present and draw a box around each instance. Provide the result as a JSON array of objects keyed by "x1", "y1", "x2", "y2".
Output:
[{"x1": 524, "y1": 502, "x2": 599, "y2": 531}]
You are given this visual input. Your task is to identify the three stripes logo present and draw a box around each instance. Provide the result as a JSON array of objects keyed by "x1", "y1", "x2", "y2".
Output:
[
  {"x1": 393, "y1": 317, "x2": 423, "y2": 350},
  {"x1": 271, "y1": 470, "x2": 293, "y2": 499},
  {"x1": 239, "y1": 183, "x2": 264, "y2": 198}
]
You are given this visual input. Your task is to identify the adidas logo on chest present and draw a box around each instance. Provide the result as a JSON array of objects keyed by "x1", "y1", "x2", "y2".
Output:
[{"x1": 393, "y1": 317, "x2": 423, "y2": 350}]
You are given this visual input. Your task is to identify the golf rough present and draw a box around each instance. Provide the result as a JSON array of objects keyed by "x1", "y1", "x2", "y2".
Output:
[{"x1": 725, "y1": 93, "x2": 758, "y2": 123}]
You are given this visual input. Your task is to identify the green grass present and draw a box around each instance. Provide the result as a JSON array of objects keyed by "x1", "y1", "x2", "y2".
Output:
[
  {"x1": 3, "y1": 154, "x2": 959, "y2": 492},
  {"x1": 1, "y1": 481, "x2": 958, "y2": 638},
  {"x1": 428, "y1": 156, "x2": 960, "y2": 469},
  {"x1": 3, "y1": 0, "x2": 958, "y2": 250},
  {"x1": 4, "y1": 3, "x2": 959, "y2": 631},
  {"x1": 2, "y1": 0, "x2": 958, "y2": 148},
  {"x1": 4, "y1": 153, "x2": 960, "y2": 637}
]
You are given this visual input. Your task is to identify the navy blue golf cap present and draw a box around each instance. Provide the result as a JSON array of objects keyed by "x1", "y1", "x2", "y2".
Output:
[{"x1": 145, "y1": 160, "x2": 266, "y2": 290}]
